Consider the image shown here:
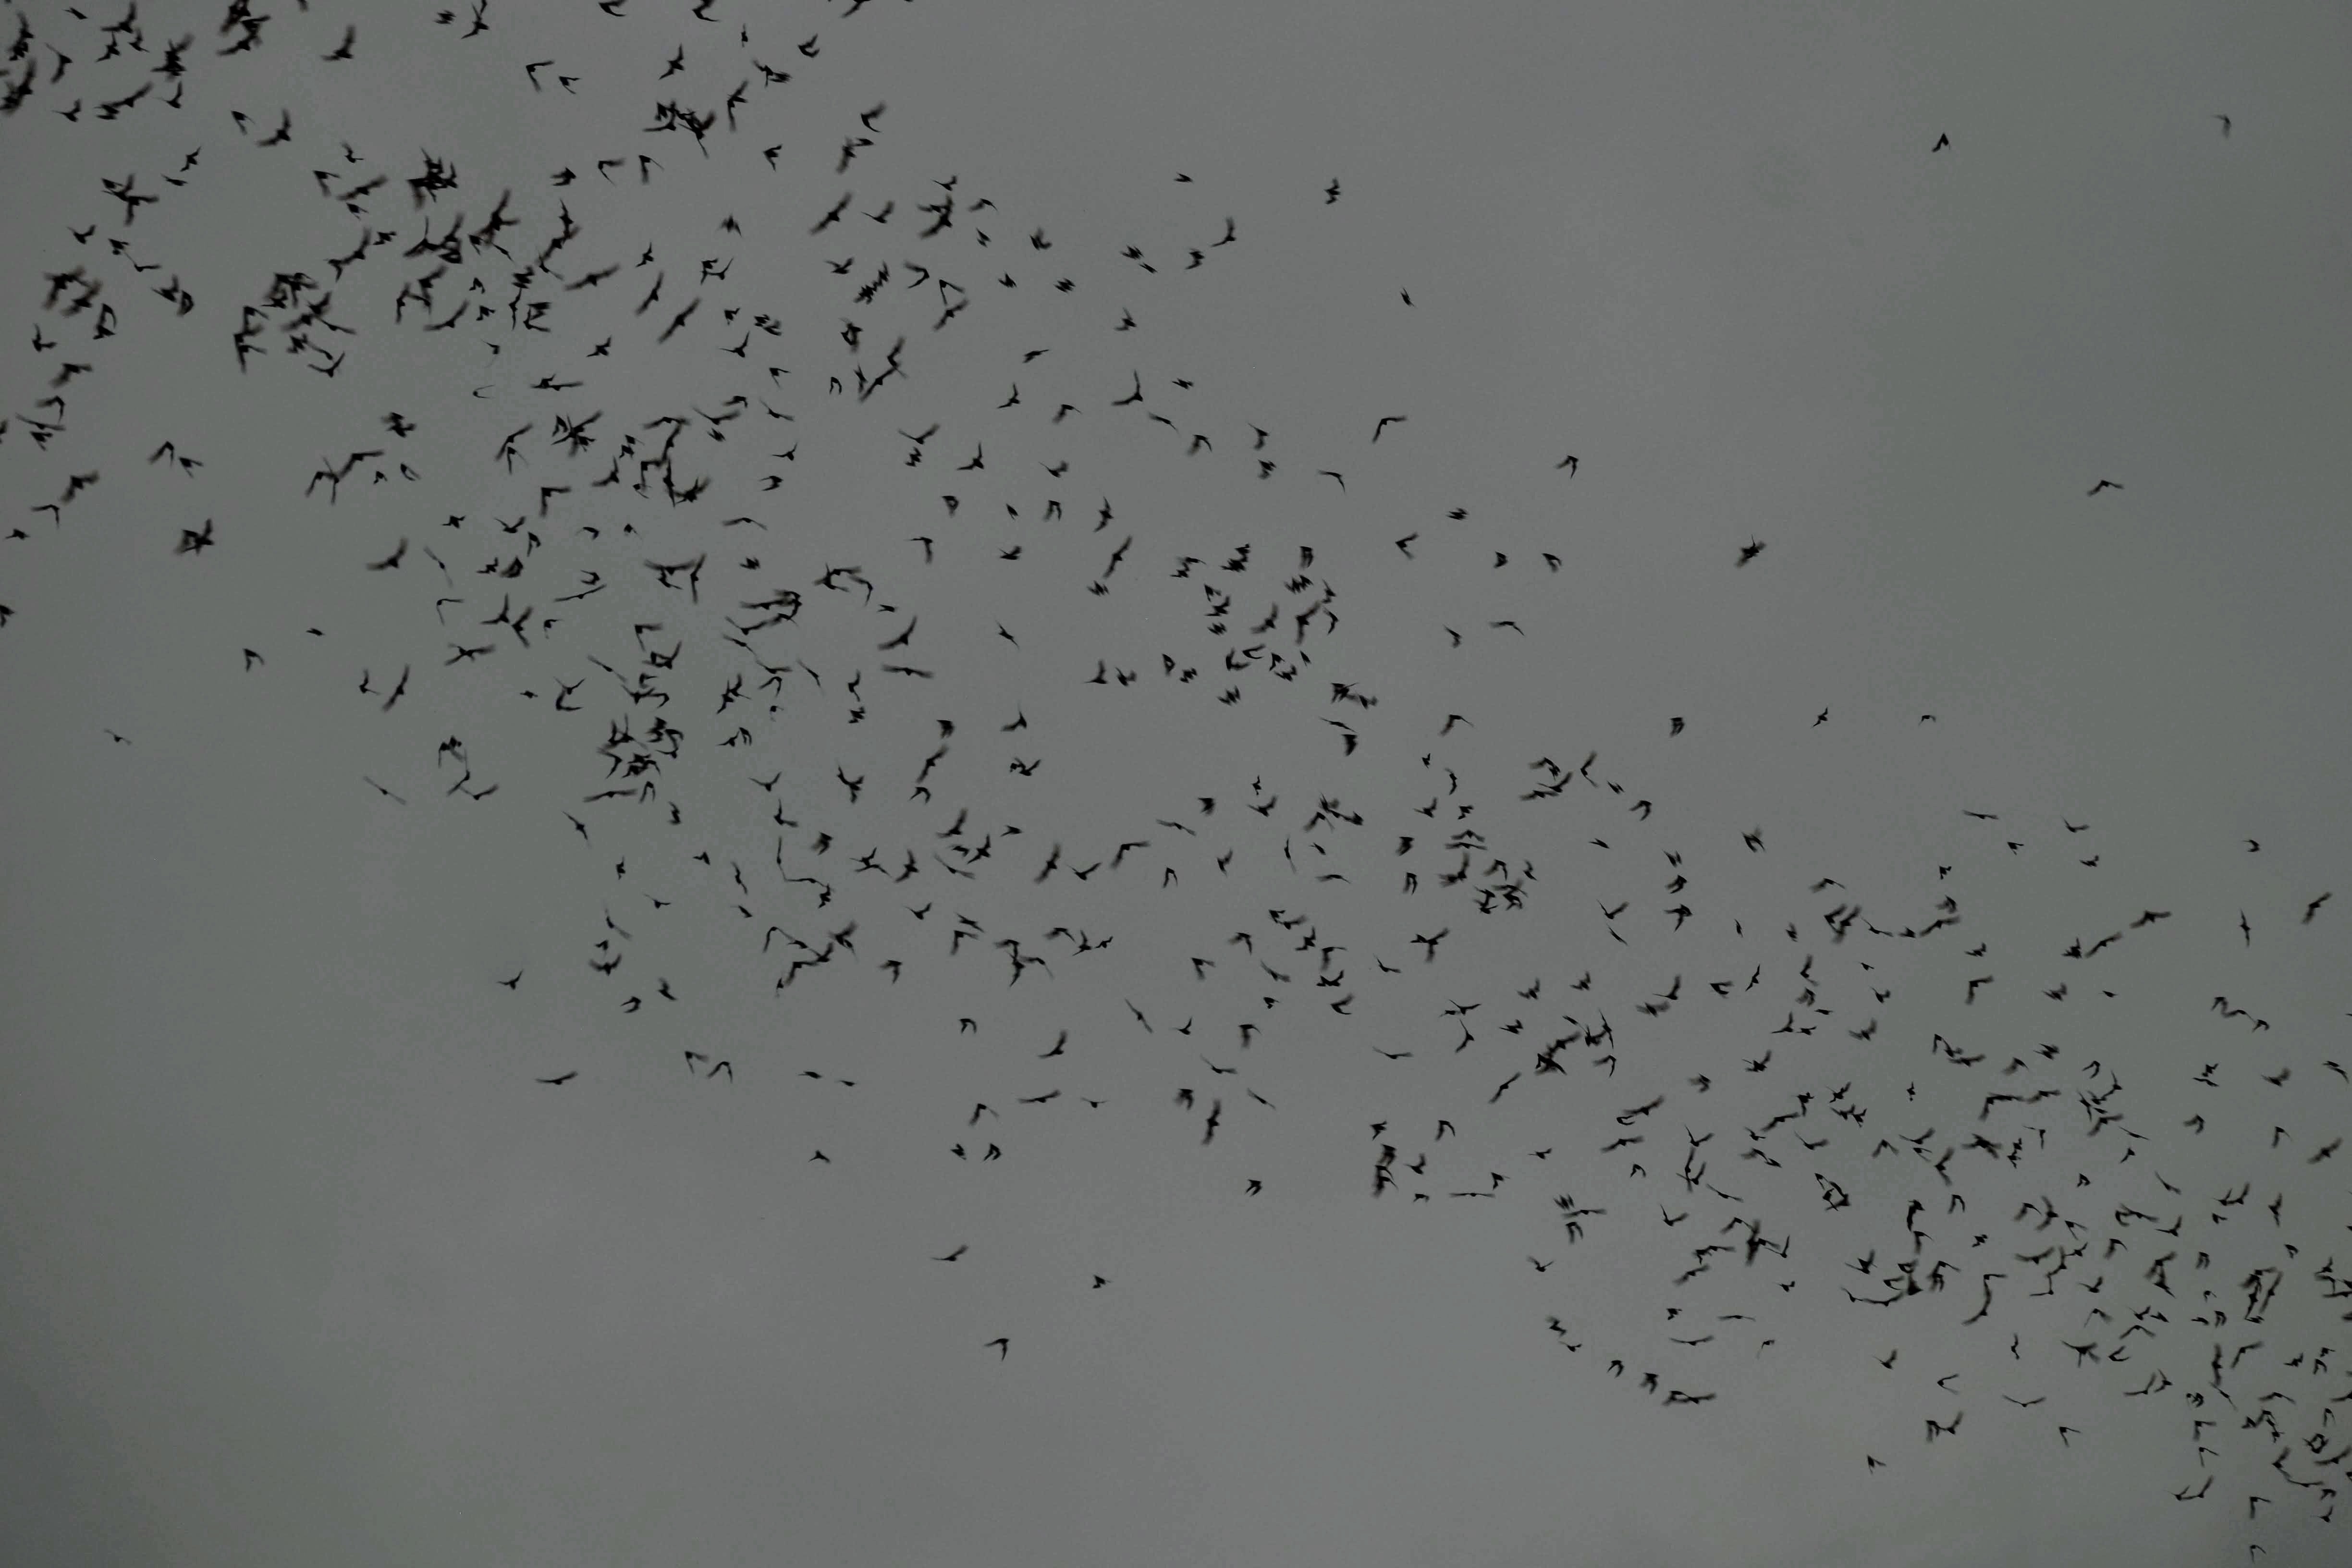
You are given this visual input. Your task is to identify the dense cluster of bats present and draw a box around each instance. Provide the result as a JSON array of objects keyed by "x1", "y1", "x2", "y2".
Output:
[{"x1": 3, "y1": 4, "x2": 2332, "y2": 1560}]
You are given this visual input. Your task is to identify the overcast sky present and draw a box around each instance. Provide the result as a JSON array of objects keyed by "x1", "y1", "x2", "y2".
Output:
[{"x1": 4, "y1": 1, "x2": 2351, "y2": 1564}]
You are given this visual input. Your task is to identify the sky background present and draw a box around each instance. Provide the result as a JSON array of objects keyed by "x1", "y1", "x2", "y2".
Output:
[{"x1": 4, "y1": 1, "x2": 2351, "y2": 1564}]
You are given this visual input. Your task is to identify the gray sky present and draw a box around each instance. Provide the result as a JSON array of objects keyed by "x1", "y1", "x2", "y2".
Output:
[{"x1": 4, "y1": 1, "x2": 2351, "y2": 1564}]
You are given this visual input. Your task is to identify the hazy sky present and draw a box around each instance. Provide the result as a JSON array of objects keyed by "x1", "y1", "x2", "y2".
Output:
[{"x1": 4, "y1": 2, "x2": 2351, "y2": 1565}]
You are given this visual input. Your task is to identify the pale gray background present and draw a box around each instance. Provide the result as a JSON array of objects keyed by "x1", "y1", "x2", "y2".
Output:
[{"x1": 3, "y1": 1, "x2": 2350, "y2": 1564}]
